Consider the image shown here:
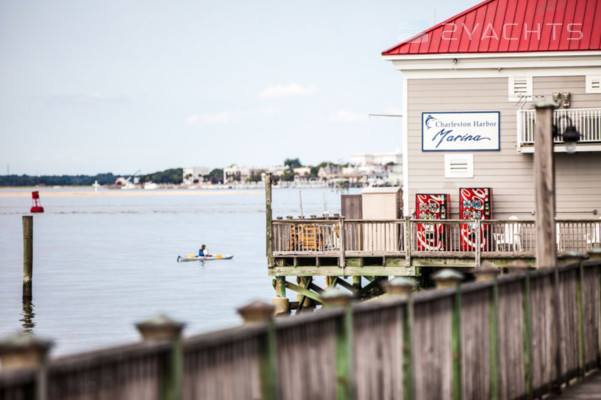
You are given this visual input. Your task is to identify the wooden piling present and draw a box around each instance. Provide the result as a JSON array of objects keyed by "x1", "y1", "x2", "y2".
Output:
[
  {"x1": 23, "y1": 215, "x2": 33, "y2": 301},
  {"x1": 265, "y1": 173, "x2": 274, "y2": 268},
  {"x1": 273, "y1": 276, "x2": 289, "y2": 315},
  {"x1": 533, "y1": 102, "x2": 558, "y2": 268}
]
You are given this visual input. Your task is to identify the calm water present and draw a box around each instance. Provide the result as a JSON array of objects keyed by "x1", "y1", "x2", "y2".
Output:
[{"x1": 0, "y1": 187, "x2": 352, "y2": 356}]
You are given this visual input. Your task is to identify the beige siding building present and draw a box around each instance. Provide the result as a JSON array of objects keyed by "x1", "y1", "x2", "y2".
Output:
[{"x1": 383, "y1": 0, "x2": 601, "y2": 219}]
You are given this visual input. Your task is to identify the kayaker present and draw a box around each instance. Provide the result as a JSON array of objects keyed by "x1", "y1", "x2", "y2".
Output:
[{"x1": 198, "y1": 244, "x2": 210, "y2": 257}]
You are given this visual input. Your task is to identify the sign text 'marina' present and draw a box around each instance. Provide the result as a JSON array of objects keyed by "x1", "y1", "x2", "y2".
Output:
[{"x1": 422, "y1": 112, "x2": 500, "y2": 152}]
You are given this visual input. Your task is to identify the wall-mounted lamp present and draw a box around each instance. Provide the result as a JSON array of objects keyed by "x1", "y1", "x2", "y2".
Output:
[
  {"x1": 552, "y1": 91, "x2": 571, "y2": 108},
  {"x1": 553, "y1": 115, "x2": 580, "y2": 153},
  {"x1": 562, "y1": 92, "x2": 571, "y2": 108}
]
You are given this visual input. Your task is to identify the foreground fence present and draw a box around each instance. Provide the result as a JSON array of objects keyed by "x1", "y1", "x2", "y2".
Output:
[{"x1": 2, "y1": 256, "x2": 601, "y2": 400}]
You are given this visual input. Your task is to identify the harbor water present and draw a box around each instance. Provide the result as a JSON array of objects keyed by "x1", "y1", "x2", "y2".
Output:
[{"x1": 0, "y1": 187, "x2": 352, "y2": 356}]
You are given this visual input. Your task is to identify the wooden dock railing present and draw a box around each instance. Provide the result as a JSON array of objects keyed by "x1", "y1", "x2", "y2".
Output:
[
  {"x1": 2, "y1": 255, "x2": 601, "y2": 399},
  {"x1": 272, "y1": 217, "x2": 601, "y2": 266}
]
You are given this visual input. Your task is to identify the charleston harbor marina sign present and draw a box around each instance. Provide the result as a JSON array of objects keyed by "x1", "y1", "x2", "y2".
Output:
[{"x1": 422, "y1": 111, "x2": 500, "y2": 152}]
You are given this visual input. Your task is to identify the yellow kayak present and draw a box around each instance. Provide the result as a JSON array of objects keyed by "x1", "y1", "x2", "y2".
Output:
[{"x1": 177, "y1": 254, "x2": 233, "y2": 262}]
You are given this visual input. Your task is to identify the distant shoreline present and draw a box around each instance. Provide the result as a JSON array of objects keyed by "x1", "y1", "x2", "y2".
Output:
[{"x1": 0, "y1": 189, "x2": 262, "y2": 198}]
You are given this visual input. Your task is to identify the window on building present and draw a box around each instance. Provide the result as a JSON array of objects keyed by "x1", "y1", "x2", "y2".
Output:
[{"x1": 508, "y1": 76, "x2": 532, "y2": 101}]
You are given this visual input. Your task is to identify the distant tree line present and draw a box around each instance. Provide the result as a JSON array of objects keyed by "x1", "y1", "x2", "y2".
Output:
[
  {"x1": 0, "y1": 168, "x2": 185, "y2": 187},
  {"x1": 138, "y1": 168, "x2": 183, "y2": 184},
  {"x1": 0, "y1": 173, "x2": 117, "y2": 187}
]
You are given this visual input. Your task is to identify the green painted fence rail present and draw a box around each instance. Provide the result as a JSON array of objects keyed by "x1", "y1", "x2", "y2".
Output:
[{"x1": 2, "y1": 258, "x2": 601, "y2": 400}]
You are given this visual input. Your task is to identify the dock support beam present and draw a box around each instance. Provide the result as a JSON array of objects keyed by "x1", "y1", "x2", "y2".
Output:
[{"x1": 273, "y1": 276, "x2": 289, "y2": 316}]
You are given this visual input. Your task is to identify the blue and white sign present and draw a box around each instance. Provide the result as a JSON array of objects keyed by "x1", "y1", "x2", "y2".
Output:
[{"x1": 422, "y1": 112, "x2": 500, "y2": 152}]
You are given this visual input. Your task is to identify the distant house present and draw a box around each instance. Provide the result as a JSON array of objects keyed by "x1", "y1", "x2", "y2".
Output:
[
  {"x1": 351, "y1": 151, "x2": 402, "y2": 166},
  {"x1": 183, "y1": 167, "x2": 212, "y2": 186},
  {"x1": 383, "y1": 0, "x2": 601, "y2": 218},
  {"x1": 223, "y1": 165, "x2": 262, "y2": 183}
]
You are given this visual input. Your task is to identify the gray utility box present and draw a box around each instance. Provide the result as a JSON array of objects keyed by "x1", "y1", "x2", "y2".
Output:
[{"x1": 360, "y1": 187, "x2": 404, "y2": 252}]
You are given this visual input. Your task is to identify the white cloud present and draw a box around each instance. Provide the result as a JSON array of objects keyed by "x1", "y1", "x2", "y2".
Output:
[
  {"x1": 329, "y1": 110, "x2": 368, "y2": 123},
  {"x1": 259, "y1": 83, "x2": 319, "y2": 99},
  {"x1": 185, "y1": 112, "x2": 231, "y2": 125}
]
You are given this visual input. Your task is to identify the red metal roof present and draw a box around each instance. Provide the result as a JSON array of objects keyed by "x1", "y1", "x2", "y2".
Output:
[{"x1": 383, "y1": 0, "x2": 601, "y2": 56}]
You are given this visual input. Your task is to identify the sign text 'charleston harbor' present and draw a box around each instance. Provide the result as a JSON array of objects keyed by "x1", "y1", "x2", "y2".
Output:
[{"x1": 422, "y1": 112, "x2": 501, "y2": 152}]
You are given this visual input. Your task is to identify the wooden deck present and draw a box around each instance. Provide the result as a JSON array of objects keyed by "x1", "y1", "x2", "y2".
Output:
[{"x1": 269, "y1": 217, "x2": 601, "y2": 275}]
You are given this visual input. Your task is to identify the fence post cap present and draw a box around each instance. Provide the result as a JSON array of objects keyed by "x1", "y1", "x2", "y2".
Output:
[
  {"x1": 322, "y1": 287, "x2": 354, "y2": 308},
  {"x1": 0, "y1": 333, "x2": 53, "y2": 370},
  {"x1": 135, "y1": 314, "x2": 185, "y2": 341},
  {"x1": 473, "y1": 263, "x2": 500, "y2": 281},
  {"x1": 237, "y1": 301, "x2": 275, "y2": 323},
  {"x1": 533, "y1": 100, "x2": 557, "y2": 109},
  {"x1": 559, "y1": 251, "x2": 589, "y2": 264},
  {"x1": 505, "y1": 259, "x2": 532, "y2": 271},
  {"x1": 433, "y1": 269, "x2": 464, "y2": 282},
  {"x1": 382, "y1": 277, "x2": 417, "y2": 296},
  {"x1": 433, "y1": 269, "x2": 464, "y2": 289},
  {"x1": 587, "y1": 248, "x2": 601, "y2": 260}
]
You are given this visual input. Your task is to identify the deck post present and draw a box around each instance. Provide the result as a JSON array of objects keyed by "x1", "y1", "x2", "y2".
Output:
[
  {"x1": 339, "y1": 216, "x2": 346, "y2": 268},
  {"x1": 533, "y1": 102, "x2": 558, "y2": 268},
  {"x1": 22, "y1": 215, "x2": 33, "y2": 300},
  {"x1": 404, "y1": 217, "x2": 412, "y2": 266},
  {"x1": 475, "y1": 218, "x2": 481, "y2": 267},
  {"x1": 135, "y1": 315, "x2": 185, "y2": 400},
  {"x1": 265, "y1": 173, "x2": 274, "y2": 268},
  {"x1": 0, "y1": 333, "x2": 53, "y2": 400}
]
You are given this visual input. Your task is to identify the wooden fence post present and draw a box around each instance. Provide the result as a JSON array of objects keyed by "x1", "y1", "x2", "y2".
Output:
[
  {"x1": 322, "y1": 288, "x2": 354, "y2": 400},
  {"x1": 404, "y1": 292, "x2": 415, "y2": 400},
  {"x1": 0, "y1": 333, "x2": 53, "y2": 400},
  {"x1": 238, "y1": 301, "x2": 277, "y2": 400},
  {"x1": 506, "y1": 260, "x2": 533, "y2": 398},
  {"x1": 489, "y1": 276, "x2": 500, "y2": 400},
  {"x1": 136, "y1": 315, "x2": 185, "y2": 400},
  {"x1": 23, "y1": 215, "x2": 33, "y2": 301},
  {"x1": 433, "y1": 270, "x2": 463, "y2": 400}
]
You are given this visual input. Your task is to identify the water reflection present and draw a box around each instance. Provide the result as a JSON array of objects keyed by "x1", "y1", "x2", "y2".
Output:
[{"x1": 20, "y1": 299, "x2": 35, "y2": 333}]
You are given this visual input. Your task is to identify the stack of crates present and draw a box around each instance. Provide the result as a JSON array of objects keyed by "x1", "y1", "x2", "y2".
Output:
[{"x1": 288, "y1": 224, "x2": 323, "y2": 251}]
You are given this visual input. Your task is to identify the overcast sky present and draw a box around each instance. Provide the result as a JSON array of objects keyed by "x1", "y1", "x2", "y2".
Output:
[{"x1": 0, "y1": 0, "x2": 476, "y2": 175}]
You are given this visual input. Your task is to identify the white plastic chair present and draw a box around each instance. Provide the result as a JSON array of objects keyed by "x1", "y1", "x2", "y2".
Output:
[
  {"x1": 505, "y1": 216, "x2": 522, "y2": 252},
  {"x1": 587, "y1": 217, "x2": 601, "y2": 249}
]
